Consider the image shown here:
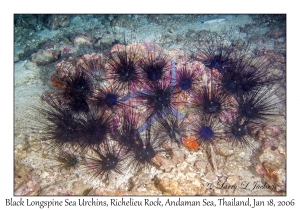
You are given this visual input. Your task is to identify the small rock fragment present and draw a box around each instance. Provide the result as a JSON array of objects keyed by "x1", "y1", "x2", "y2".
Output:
[
  {"x1": 201, "y1": 171, "x2": 218, "y2": 183},
  {"x1": 31, "y1": 49, "x2": 61, "y2": 65}
]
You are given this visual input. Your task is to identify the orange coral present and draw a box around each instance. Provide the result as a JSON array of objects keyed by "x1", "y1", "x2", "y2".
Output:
[{"x1": 183, "y1": 136, "x2": 200, "y2": 150}]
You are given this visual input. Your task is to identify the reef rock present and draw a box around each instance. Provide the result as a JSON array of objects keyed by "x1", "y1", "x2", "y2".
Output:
[{"x1": 31, "y1": 49, "x2": 61, "y2": 65}]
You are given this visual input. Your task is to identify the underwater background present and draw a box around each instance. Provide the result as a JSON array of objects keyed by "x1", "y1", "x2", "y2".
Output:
[{"x1": 14, "y1": 14, "x2": 286, "y2": 196}]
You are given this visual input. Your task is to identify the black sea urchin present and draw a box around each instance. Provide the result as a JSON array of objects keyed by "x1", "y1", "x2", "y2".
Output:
[
  {"x1": 111, "y1": 111, "x2": 140, "y2": 151},
  {"x1": 224, "y1": 117, "x2": 254, "y2": 148},
  {"x1": 63, "y1": 69, "x2": 93, "y2": 112},
  {"x1": 138, "y1": 81, "x2": 176, "y2": 119},
  {"x1": 77, "y1": 53, "x2": 106, "y2": 83},
  {"x1": 220, "y1": 56, "x2": 276, "y2": 96},
  {"x1": 191, "y1": 115, "x2": 223, "y2": 146},
  {"x1": 139, "y1": 42, "x2": 171, "y2": 82},
  {"x1": 85, "y1": 140, "x2": 129, "y2": 182},
  {"x1": 36, "y1": 99, "x2": 83, "y2": 149},
  {"x1": 174, "y1": 64, "x2": 198, "y2": 95},
  {"x1": 153, "y1": 110, "x2": 188, "y2": 145},
  {"x1": 191, "y1": 85, "x2": 229, "y2": 119},
  {"x1": 90, "y1": 84, "x2": 127, "y2": 114},
  {"x1": 50, "y1": 147, "x2": 81, "y2": 171},
  {"x1": 129, "y1": 128, "x2": 165, "y2": 173},
  {"x1": 77, "y1": 109, "x2": 113, "y2": 151},
  {"x1": 193, "y1": 32, "x2": 236, "y2": 73},
  {"x1": 104, "y1": 44, "x2": 143, "y2": 93},
  {"x1": 237, "y1": 86, "x2": 282, "y2": 124}
]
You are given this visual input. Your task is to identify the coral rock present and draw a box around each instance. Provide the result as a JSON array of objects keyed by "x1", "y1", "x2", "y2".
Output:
[
  {"x1": 47, "y1": 15, "x2": 70, "y2": 30},
  {"x1": 40, "y1": 180, "x2": 92, "y2": 195},
  {"x1": 154, "y1": 172, "x2": 205, "y2": 195},
  {"x1": 263, "y1": 126, "x2": 281, "y2": 137},
  {"x1": 31, "y1": 49, "x2": 61, "y2": 65},
  {"x1": 14, "y1": 163, "x2": 40, "y2": 195},
  {"x1": 72, "y1": 33, "x2": 94, "y2": 47},
  {"x1": 201, "y1": 171, "x2": 218, "y2": 183},
  {"x1": 256, "y1": 146, "x2": 286, "y2": 192}
]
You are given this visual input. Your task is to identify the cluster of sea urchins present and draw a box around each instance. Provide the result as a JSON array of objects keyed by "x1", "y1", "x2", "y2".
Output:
[{"x1": 37, "y1": 36, "x2": 283, "y2": 182}]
